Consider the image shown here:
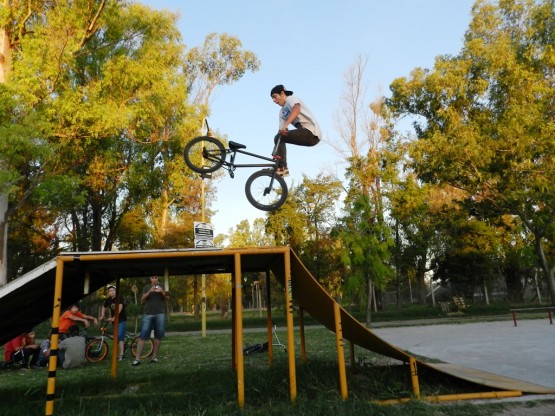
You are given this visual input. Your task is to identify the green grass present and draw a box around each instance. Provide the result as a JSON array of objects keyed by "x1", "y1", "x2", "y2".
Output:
[
  {"x1": 0, "y1": 328, "x2": 526, "y2": 416},
  {"x1": 9, "y1": 303, "x2": 552, "y2": 415}
]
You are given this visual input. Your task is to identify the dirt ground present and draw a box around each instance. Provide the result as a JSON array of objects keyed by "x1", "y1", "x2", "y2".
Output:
[{"x1": 491, "y1": 399, "x2": 555, "y2": 415}]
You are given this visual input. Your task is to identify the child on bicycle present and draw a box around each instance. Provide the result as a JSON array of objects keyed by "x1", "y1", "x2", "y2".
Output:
[{"x1": 270, "y1": 85, "x2": 322, "y2": 176}]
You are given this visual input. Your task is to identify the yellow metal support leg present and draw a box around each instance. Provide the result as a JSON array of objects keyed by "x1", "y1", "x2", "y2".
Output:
[
  {"x1": 334, "y1": 302, "x2": 348, "y2": 400},
  {"x1": 283, "y1": 249, "x2": 297, "y2": 403},
  {"x1": 410, "y1": 356, "x2": 420, "y2": 399},
  {"x1": 45, "y1": 258, "x2": 65, "y2": 416},
  {"x1": 234, "y1": 254, "x2": 245, "y2": 408}
]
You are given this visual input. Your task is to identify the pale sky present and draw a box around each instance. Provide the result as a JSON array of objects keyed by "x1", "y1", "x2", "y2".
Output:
[{"x1": 140, "y1": 0, "x2": 477, "y2": 238}]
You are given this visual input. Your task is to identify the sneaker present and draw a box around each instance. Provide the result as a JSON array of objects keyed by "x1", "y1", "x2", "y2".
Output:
[
  {"x1": 132, "y1": 360, "x2": 140, "y2": 366},
  {"x1": 277, "y1": 167, "x2": 289, "y2": 177},
  {"x1": 117, "y1": 355, "x2": 124, "y2": 361},
  {"x1": 150, "y1": 357, "x2": 159, "y2": 363}
]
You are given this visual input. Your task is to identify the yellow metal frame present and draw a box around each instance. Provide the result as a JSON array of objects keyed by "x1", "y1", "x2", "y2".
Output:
[
  {"x1": 42, "y1": 246, "x2": 546, "y2": 414},
  {"x1": 44, "y1": 247, "x2": 298, "y2": 415}
]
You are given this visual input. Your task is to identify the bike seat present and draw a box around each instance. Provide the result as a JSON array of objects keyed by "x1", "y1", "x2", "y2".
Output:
[{"x1": 229, "y1": 141, "x2": 246, "y2": 150}]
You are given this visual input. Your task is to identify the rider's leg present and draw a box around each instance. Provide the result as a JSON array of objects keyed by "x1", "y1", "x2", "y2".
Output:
[
  {"x1": 274, "y1": 128, "x2": 320, "y2": 169},
  {"x1": 273, "y1": 134, "x2": 286, "y2": 168},
  {"x1": 118, "y1": 321, "x2": 126, "y2": 357}
]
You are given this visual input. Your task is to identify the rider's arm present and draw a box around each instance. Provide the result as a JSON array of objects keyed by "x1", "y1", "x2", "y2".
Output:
[{"x1": 279, "y1": 103, "x2": 301, "y2": 134}]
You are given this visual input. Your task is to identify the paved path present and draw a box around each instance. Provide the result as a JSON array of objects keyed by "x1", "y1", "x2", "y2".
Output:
[{"x1": 373, "y1": 318, "x2": 555, "y2": 389}]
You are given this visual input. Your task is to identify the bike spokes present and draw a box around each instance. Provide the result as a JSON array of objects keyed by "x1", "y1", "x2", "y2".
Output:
[
  {"x1": 184, "y1": 136, "x2": 226, "y2": 173},
  {"x1": 245, "y1": 170, "x2": 288, "y2": 211}
]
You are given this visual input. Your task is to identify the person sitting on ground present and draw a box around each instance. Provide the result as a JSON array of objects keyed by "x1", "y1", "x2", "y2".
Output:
[
  {"x1": 3, "y1": 329, "x2": 40, "y2": 369},
  {"x1": 58, "y1": 325, "x2": 87, "y2": 369},
  {"x1": 37, "y1": 334, "x2": 52, "y2": 367},
  {"x1": 59, "y1": 305, "x2": 97, "y2": 339},
  {"x1": 270, "y1": 84, "x2": 322, "y2": 177}
]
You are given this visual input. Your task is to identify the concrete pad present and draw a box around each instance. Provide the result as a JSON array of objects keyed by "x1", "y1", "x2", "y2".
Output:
[{"x1": 373, "y1": 319, "x2": 555, "y2": 389}]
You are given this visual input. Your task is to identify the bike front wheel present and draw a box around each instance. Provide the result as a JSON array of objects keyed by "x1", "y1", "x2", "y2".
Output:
[
  {"x1": 184, "y1": 136, "x2": 226, "y2": 174},
  {"x1": 245, "y1": 169, "x2": 288, "y2": 211},
  {"x1": 85, "y1": 339, "x2": 109, "y2": 362},
  {"x1": 131, "y1": 337, "x2": 154, "y2": 359}
]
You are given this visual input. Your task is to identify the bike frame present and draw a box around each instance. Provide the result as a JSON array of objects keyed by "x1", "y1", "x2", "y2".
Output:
[
  {"x1": 228, "y1": 148, "x2": 277, "y2": 169},
  {"x1": 217, "y1": 136, "x2": 282, "y2": 175}
]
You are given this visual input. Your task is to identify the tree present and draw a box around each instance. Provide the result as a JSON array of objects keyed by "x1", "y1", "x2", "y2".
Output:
[
  {"x1": 293, "y1": 174, "x2": 344, "y2": 294},
  {"x1": 266, "y1": 188, "x2": 307, "y2": 250},
  {"x1": 226, "y1": 218, "x2": 274, "y2": 247},
  {"x1": 0, "y1": 0, "x2": 115, "y2": 283},
  {"x1": 0, "y1": 2, "x2": 260, "y2": 284},
  {"x1": 387, "y1": 0, "x2": 555, "y2": 304},
  {"x1": 331, "y1": 55, "x2": 396, "y2": 323},
  {"x1": 185, "y1": 32, "x2": 261, "y2": 106}
]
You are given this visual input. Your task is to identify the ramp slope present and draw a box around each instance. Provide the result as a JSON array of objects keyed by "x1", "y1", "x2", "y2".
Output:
[{"x1": 284, "y1": 249, "x2": 555, "y2": 395}]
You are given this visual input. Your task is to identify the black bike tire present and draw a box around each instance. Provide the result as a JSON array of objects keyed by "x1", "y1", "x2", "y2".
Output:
[
  {"x1": 131, "y1": 336, "x2": 154, "y2": 359},
  {"x1": 85, "y1": 339, "x2": 109, "y2": 363},
  {"x1": 183, "y1": 136, "x2": 226, "y2": 174},
  {"x1": 245, "y1": 169, "x2": 288, "y2": 211}
]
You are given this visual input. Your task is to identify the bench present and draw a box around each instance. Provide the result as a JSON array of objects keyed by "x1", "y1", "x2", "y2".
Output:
[
  {"x1": 452, "y1": 296, "x2": 469, "y2": 312},
  {"x1": 509, "y1": 306, "x2": 555, "y2": 327}
]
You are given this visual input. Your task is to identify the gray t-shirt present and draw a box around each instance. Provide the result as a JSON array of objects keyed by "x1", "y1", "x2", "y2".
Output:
[
  {"x1": 142, "y1": 283, "x2": 167, "y2": 315},
  {"x1": 279, "y1": 94, "x2": 322, "y2": 139},
  {"x1": 59, "y1": 336, "x2": 86, "y2": 369}
]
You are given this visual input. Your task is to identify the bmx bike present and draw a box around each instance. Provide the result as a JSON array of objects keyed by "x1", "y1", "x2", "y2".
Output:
[
  {"x1": 183, "y1": 135, "x2": 288, "y2": 211},
  {"x1": 85, "y1": 324, "x2": 154, "y2": 363}
]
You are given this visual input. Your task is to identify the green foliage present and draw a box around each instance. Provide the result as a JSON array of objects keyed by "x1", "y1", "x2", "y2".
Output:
[
  {"x1": 226, "y1": 218, "x2": 274, "y2": 247},
  {"x1": 266, "y1": 190, "x2": 307, "y2": 249},
  {"x1": 386, "y1": 0, "x2": 555, "y2": 302},
  {"x1": 2, "y1": 1, "x2": 260, "y2": 280},
  {"x1": 338, "y1": 194, "x2": 394, "y2": 307},
  {"x1": 185, "y1": 32, "x2": 261, "y2": 104}
]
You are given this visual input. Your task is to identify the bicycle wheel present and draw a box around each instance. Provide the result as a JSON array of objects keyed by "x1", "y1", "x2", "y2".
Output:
[
  {"x1": 245, "y1": 169, "x2": 288, "y2": 211},
  {"x1": 184, "y1": 136, "x2": 226, "y2": 174},
  {"x1": 85, "y1": 339, "x2": 109, "y2": 363},
  {"x1": 130, "y1": 336, "x2": 154, "y2": 359}
]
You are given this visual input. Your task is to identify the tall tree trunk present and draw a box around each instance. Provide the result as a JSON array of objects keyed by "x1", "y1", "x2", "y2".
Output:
[
  {"x1": 0, "y1": 23, "x2": 12, "y2": 285},
  {"x1": 416, "y1": 255, "x2": 428, "y2": 303},
  {"x1": 366, "y1": 274, "x2": 373, "y2": 327},
  {"x1": 0, "y1": 195, "x2": 7, "y2": 286},
  {"x1": 534, "y1": 235, "x2": 555, "y2": 305},
  {"x1": 1, "y1": 25, "x2": 12, "y2": 83}
]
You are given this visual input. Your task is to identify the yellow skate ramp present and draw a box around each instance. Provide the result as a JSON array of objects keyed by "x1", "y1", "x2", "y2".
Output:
[{"x1": 281, "y1": 249, "x2": 555, "y2": 395}]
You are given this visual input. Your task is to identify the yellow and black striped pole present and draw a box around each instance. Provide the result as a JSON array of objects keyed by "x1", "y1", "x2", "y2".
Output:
[{"x1": 45, "y1": 257, "x2": 65, "y2": 415}]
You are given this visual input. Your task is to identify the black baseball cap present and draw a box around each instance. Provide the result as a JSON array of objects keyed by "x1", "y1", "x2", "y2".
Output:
[{"x1": 270, "y1": 85, "x2": 293, "y2": 97}]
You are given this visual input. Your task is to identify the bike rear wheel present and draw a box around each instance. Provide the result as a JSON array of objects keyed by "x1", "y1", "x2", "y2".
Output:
[
  {"x1": 130, "y1": 336, "x2": 154, "y2": 359},
  {"x1": 184, "y1": 136, "x2": 226, "y2": 173},
  {"x1": 245, "y1": 169, "x2": 288, "y2": 211},
  {"x1": 85, "y1": 339, "x2": 109, "y2": 362}
]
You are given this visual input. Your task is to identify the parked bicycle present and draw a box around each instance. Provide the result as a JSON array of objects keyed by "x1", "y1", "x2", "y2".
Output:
[
  {"x1": 85, "y1": 324, "x2": 154, "y2": 363},
  {"x1": 183, "y1": 132, "x2": 288, "y2": 211}
]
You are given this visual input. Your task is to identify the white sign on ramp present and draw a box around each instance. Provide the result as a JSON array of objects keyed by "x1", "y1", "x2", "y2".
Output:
[{"x1": 194, "y1": 222, "x2": 215, "y2": 248}]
